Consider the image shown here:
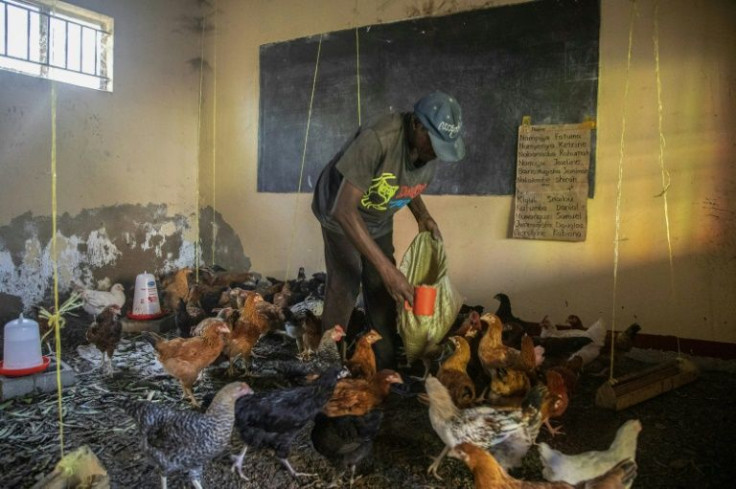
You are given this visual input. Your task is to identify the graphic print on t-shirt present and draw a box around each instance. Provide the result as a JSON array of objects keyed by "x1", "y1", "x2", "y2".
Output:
[
  {"x1": 361, "y1": 173, "x2": 399, "y2": 211},
  {"x1": 360, "y1": 173, "x2": 428, "y2": 212}
]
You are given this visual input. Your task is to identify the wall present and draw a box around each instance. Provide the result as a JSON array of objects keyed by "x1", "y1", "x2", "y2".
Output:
[
  {"x1": 0, "y1": 0, "x2": 249, "y2": 316},
  {"x1": 209, "y1": 0, "x2": 736, "y2": 344},
  {"x1": 1, "y1": 0, "x2": 734, "y2": 347}
]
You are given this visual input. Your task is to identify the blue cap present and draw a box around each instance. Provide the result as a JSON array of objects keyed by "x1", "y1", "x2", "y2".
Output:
[{"x1": 413, "y1": 91, "x2": 465, "y2": 162}]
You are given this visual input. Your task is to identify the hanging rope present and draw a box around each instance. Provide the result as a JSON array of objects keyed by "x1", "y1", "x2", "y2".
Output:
[
  {"x1": 194, "y1": 7, "x2": 208, "y2": 283},
  {"x1": 356, "y1": 27, "x2": 362, "y2": 126},
  {"x1": 284, "y1": 34, "x2": 323, "y2": 282},
  {"x1": 652, "y1": 0, "x2": 675, "y2": 297},
  {"x1": 211, "y1": 0, "x2": 218, "y2": 267},
  {"x1": 610, "y1": 1, "x2": 637, "y2": 380},
  {"x1": 49, "y1": 79, "x2": 66, "y2": 457}
]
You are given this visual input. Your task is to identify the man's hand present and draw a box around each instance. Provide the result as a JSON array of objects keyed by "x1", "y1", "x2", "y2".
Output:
[
  {"x1": 380, "y1": 265, "x2": 415, "y2": 306},
  {"x1": 419, "y1": 217, "x2": 443, "y2": 241}
]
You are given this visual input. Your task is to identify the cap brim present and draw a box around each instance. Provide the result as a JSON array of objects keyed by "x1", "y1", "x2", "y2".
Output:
[{"x1": 428, "y1": 132, "x2": 465, "y2": 162}]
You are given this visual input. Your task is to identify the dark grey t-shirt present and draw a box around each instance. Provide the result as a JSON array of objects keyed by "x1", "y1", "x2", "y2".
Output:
[{"x1": 312, "y1": 113, "x2": 438, "y2": 237}]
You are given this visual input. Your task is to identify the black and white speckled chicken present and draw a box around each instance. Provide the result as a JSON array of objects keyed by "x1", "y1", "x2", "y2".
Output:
[
  {"x1": 311, "y1": 410, "x2": 384, "y2": 487},
  {"x1": 424, "y1": 375, "x2": 549, "y2": 479},
  {"x1": 124, "y1": 382, "x2": 253, "y2": 489},
  {"x1": 230, "y1": 367, "x2": 343, "y2": 479}
]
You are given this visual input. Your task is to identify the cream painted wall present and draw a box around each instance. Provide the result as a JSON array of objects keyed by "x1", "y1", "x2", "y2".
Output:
[
  {"x1": 0, "y1": 0, "x2": 202, "y2": 223},
  {"x1": 209, "y1": 0, "x2": 735, "y2": 343}
]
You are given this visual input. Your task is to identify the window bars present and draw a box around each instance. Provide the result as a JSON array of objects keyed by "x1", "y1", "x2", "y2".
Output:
[{"x1": 0, "y1": 0, "x2": 113, "y2": 91}]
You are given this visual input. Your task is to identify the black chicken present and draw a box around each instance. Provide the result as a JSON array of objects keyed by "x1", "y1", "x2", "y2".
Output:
[
  {"x1": 124, "y1": 382, "x2": 253, "y2": 489},
  {"x1": 230, "y1": 367, "x2": 344, "y2": 479},
  {"x1": 494, "y1": 292, "x2": 542, "y2": 346},
  {"x1": 249, "y1": 325, "x2": 345, "y2": 384},
  {"x1": 311, "y1": 410, "x2": 384, "y2": 487}
]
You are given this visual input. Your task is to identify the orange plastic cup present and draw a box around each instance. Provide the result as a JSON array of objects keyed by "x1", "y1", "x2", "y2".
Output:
[{"x1": 413, "y1": 285, "x2": 437, "y2": 316}]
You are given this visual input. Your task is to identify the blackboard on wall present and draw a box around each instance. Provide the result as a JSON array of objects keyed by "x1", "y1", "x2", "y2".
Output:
[{"x1": 258, "y1": 0, "x2": 599, "y2": 196}]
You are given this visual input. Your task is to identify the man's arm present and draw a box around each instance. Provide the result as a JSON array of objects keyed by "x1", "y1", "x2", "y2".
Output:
[
  {"x1": 331, "y1": 179, "x2": 415, "y2": 305},
  {"x1": 408, "y1": 194, "x2": 442, "y2": 241}
]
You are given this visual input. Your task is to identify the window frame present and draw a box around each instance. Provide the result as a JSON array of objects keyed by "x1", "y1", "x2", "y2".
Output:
[{"x1": 0, "y1": 0, "x2": 114, "y2": 92}]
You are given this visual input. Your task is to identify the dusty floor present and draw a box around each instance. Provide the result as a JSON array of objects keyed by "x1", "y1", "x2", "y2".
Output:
[{"x1": 2, "y1": 316, "x2": 736, "y2": 489}]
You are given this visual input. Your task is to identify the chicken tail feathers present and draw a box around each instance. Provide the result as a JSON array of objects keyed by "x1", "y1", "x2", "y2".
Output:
[
  {"x1": 140, "y1": 331, "x2": 164, "y2": 349},
  {"x1": 521, "y1": 383, "x2": 547, "y2": 413}
]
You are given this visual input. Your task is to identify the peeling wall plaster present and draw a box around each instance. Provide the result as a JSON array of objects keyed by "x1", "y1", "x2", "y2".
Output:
[{"x1": 0, "y1": 204, "x2": 250, "y2": 311}]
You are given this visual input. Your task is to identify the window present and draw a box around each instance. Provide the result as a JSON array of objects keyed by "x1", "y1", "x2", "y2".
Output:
[{"x1": 0, "y1": 0, "x2": 113, "y2": 91}]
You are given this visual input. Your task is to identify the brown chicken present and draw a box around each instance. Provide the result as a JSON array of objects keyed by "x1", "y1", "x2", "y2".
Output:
[
  {"x1": 324, "y1": 369, "x2": 403, "y2": 417},
  {"x1": 85, "y1": 304, "x2": 122, "y2": 375},
  {"x1": 159, "y1": 267, "x2": 193, "y2": 313},
  {"x1": 487, "y1": 334, "x2": 538, "y2": 401},
  {"x1": 449, "y1": 442, "x2": 637, "y2": 489},
  {"x1": 272, "y1": 281, "x2": 293, "y2": 309},
  {"x1": 437, "y1": 336, "x2": 477, "y2": 408},
  {"x1": 478, "y1": 314, "x2": 536, "y2": 374},
  {"x1": 143, "y1": 321, "x2": 230, "y2": 407},
  {"x1": 346, "y1": 329, "x2": 382, "y2": 379},
  {"x1": 543, "y1": 369, "x2": 569, "y2": 436},
  {"x1": 222, "y1": 291, "x2": 271, "y2": 375},
  {"x1": 301, "y1": 310, "x2": 323, "y2": 358}
]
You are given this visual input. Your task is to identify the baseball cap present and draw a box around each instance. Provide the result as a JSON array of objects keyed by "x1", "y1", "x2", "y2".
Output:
[{"x1": 413, "y1": 91, "x2": 465, "y2": 162}]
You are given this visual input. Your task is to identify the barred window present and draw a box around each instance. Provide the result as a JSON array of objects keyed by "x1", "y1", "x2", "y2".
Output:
[{"x1": 0, "y1": 0, "x2": 113, "y2": 91}]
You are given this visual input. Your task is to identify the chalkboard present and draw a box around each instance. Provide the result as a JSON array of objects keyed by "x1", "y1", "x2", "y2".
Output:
[{"x1": 258, "y1": 0, "x2": 599, "y2": 196}]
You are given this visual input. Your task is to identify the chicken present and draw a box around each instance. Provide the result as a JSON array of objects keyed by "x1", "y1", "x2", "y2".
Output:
[
  {"x1": 449, "y1": 442, "x2": 637, "y2": 489},
  {"x1": 346, "y1": 329, "x2": 382, "y2": 379},
  {"x1": 142, "y1": 321, "x2": 230, "y2": 407},
  {"x1": 311, "y1": 410, "x2": 384, "y2": 487},
  {"x1": 478, "y1": 314, "x2": 539, "y2": 376},
  {"x1": 487, "y1": 334, "x2": 539, "y2": 401},
  {"x1": 545, "y1": 355, "x2": 584, "y2": 397},
  {"x1": 85, "y1": 304, "x2": 122, "y2": 375},
  {"x1": 541, "y1": 316, "x2": 594, "y2": 339},
  {"x1": 222, "y1": 292, "x2": 268, "y2": 375},
  {"x1": 201, "y1": 268, "x2": 257, "y2": 287},
  {"x1": 613, "y1": 323, "x2": 641, "y2": 355},
  {"x1": 301, "y1": 309, "x2": 323, "y2": 358},
  {"x1": 437, "y1": 336, "x2": 476, "y2": 408},
  {"x1": 175, "y1": 297, "x2": 206, "y2": 338},
  {"x1": 324, "y1": 369, "x2": 403, "y2": 417},
  {"x1": 538, "y1": 419, "x2": 641, "y2": 489},
  {"x1": 493, "y1": 292, "x2": 542, "y2": 338},
  {"x1": 423, "y1": 375, "x2": 550, "y2": 479},
  {"x1": 159, "y1": 267, "x2": 193, "y2": 313},
  {"x1": 250, "y1": 325, "x2": 345, "y2": 383},
  {"x1": 188, "y1": 282, "x2": 230, "y2": 316},
  {"x1": 230, "y1": 367, "x2": 343, "y2": 479},
  {"x1": 76, "y1": 283, "x2": 126, "y2": 317},
  {"x1": 542, "y1": 369, "x2": 569, "y2": 436},
  {"x1": 124, "y1": 382, "x2": 253, "y2": 489}
]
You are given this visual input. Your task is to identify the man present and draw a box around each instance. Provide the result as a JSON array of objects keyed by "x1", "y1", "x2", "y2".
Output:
[{"x1": 311, "y1": 91, "x2": 465, "y2": 369}]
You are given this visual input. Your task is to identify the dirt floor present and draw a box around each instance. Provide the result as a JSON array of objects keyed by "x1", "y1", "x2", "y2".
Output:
[{"x1": 2, "y1": 315, "x2": 736, "y2": 489}]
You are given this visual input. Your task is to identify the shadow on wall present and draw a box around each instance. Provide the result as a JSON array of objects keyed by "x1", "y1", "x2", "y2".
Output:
[{"x1": 0, "y1": 204, "x2": 250, "y2": 317}]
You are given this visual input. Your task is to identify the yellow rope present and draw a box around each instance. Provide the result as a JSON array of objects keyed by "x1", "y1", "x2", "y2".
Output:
[
  {"x1": 356, "y1": 27, "x2": 362, "y2": 126},
  {"x1": 194, "y1": 8, "x2": 207, "y2": 283},
  {"x1": 211, "y1": 0, "x2": 218, "y2": 267},
  {"x1": 610, "y1": 1, "x2": 637, "y2": 381},
  {"x1": 50, "y1": 79, "x2": 65, "y2": 457},
  {"x1": 284, "y1": 34, "x2": 323, "y2": 282},
  {"x1": 653, "y1": 0, "x2": 675, "y2": 297}
]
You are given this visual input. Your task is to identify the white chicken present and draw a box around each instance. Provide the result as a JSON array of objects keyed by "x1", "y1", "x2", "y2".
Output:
[
  {"x1": 538, "y1": 418, "x2": 642, "y2": 489},
  {"x1": 77, "y1": 283, "x2": 126, "y2": 317}
]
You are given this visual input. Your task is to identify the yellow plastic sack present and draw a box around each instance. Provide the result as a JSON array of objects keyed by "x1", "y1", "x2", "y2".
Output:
[{"x1": 397, "y1": 231, "x2": 463, "y2": 364}]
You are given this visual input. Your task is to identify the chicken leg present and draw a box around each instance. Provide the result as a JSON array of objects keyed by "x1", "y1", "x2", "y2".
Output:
[
  {"x1": 279, "y1": 457, "x2": 317, "y2": 478},
  {"x1": 230, "y1": 446, "x2": 250, "y2": 480},
  {"x1": 427, "y1": 445, "x2": 450, "y2": 480}
]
